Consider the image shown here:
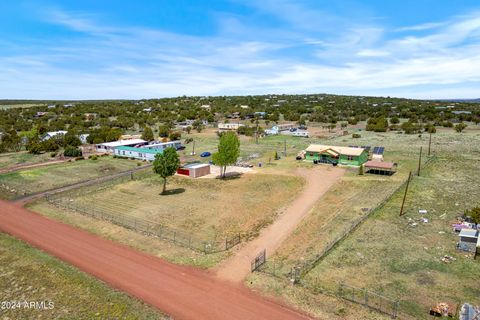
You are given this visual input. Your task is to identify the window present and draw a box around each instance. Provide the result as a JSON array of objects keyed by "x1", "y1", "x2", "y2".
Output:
[
  {"x1": 347, "y1": 155, "x2": 355, "y2": 161},
  {"x1": 310, "y1": 153, "x2": 314, "y2": 157}
]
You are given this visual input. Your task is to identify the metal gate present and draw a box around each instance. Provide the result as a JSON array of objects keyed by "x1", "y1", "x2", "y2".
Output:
[{"x1": 251, "y1": 249, "x2": 266, "y2": 272}]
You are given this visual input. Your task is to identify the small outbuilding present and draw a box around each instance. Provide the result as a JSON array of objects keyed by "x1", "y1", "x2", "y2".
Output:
[
  {"x1": 457, "y1": 229, "x2": 479, "y2": 253},
  {"x1": 363, "y1": 161, "x2": 397, "y2": 175},
  {"x1": 177, "y1": 163, "x2": 211, "y2": 178}
]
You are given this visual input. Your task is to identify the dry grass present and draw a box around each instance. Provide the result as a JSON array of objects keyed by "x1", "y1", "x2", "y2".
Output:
[
  {"x1": 249, "y1": 128, "x2": 480, "y2": 320},
  {"x1": 27, "y1": 200, "x2": 230, "y2": 269},
  {"x1": 0, "y1": 233, "x2": 166, "y2": 319},
  {"x1": 0, "y1": 156, "x2": 142, "y2": 199},
  {"x1": 58, "y1": 173, "x2": 304, "y2": 241}
]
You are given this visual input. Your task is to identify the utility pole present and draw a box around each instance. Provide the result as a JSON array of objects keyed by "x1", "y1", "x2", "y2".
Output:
[
  {"x1": 417, "y1": 146, "x2": 423, "y2": 176},
  {"x1": 400, "y1": 171, "x2": 412, "y2": 216},
  {"x1": 284, "y1": 139, "x2": 287, "y2": 157},
  {"x1": 191, "y1": 140, "x2": 196, "y2": 155},
  {"x1": 255, "y1": 119, "x2": 259, "y2": 144},
  {"x1": 428, "y1": 132, "x2": 432, "y2": 156}
]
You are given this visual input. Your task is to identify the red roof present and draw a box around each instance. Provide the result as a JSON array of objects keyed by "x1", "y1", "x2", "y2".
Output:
[{"x1": 364, "y1": 160, "x2": 395, "y2": 169}]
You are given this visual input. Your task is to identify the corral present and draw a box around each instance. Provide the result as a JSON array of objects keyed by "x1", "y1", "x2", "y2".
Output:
[
  {"x1": 39, "y1": 172, "x2": 304, "y2": 244},
  {"x1": 0, "y1": 156, "x2": 142, "y2": 199}
]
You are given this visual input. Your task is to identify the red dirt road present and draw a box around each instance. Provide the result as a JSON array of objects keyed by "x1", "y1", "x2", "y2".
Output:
[{"x1": 0, "y1": 200, "x2": 312, "y2": 320}]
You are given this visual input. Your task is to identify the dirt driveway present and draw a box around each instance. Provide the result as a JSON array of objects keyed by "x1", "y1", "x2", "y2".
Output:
[{"x1": 215, "y1": 166, "x2": 345, "y2": 283}]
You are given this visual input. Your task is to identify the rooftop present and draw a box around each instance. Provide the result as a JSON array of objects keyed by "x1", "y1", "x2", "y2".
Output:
[
  {"x1": 97, "y1": 139, "x2": 146, "y2": 147},
  {"x1": 184, "y1": 163, "x2": 210, "y2": 169},
  {"x1": 459, "y1": 228, "x2": 479, "y2": 239},
  {"x1": 306, "y1": 144, "x2": 366, "y2": 156},
  {"x1": 364, "y1": 161, "x2": 396, "y2": 170}
]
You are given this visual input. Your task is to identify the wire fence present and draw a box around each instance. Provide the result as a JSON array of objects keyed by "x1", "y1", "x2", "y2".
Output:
[
  {"x1": 337, "y1": 282, "x2": 399, "y2": 318},
  {"x1": 254, "y1": 156, "x2": 439, "y2": 319},
  {"x1": 44, "y1": 170, "x2": 241, "y2": 254},
  {"x1": 46, "y1": 195, "x2": 241, "y2": 254}
]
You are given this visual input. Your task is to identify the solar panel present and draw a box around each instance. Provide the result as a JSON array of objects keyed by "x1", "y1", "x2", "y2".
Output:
[
  {"x1": 373, "y1": 146, "x2": 385, "y2": 154},
  {"x1": 373, "y1": 147, "x2": 380, "y2": 154}
]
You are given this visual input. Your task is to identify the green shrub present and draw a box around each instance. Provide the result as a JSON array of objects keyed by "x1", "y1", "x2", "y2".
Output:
[
  {"x1": 352, "y1": 133, "x2": 361, "y2": 138},
  {"x1": 64, "y1": 145, "x2": 83, "y2": 157},
  {"x1": 50, "y1": 152, "x2": 57, "y2": 157}
]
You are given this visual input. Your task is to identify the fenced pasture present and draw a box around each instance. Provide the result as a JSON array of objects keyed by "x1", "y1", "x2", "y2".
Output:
[
  {"x1": 0, "y1": 156, "x2": 142, "y2": 199},
  {"x1": 44, "y1": 171, "x2": 304, "y2": 251}
]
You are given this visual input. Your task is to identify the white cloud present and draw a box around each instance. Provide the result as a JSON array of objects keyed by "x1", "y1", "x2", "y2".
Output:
[{"x1": 1, "y1": 7, "x2": 480, "y2": 99}]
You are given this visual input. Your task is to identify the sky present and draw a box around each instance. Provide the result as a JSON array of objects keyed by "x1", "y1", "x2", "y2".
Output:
[{"x1": 1, "y1": 0, "x2": 480, "y2": 100}]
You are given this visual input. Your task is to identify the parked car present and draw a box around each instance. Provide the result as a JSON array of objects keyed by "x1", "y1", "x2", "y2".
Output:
[
  {"x1": 200, "y1": 152, "x2": 211, "y2": 157},
  {"x1": 176, "y1": 145, "x2": 186, "y2": 150}
]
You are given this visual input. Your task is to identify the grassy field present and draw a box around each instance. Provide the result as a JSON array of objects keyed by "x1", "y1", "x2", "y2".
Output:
[
  {"x1": 0, "y1": 151, "x2": 54, "y2": 169},
  {"x1": 248, "y1": 128, "x2": 480, "y2": 320},
  {"x1": 0, "y1": 233, "x2": 166, "y2": 319},
  {"x1": 56, "y1": 173, "x2": 304, "y2": 241},
  {"x1": 0, "y1": 156, "x2": 143, "y2": 199}
]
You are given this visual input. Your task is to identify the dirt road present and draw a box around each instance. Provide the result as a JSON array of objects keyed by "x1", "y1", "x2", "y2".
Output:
[
  {"x1": 0, "y1": 201, "x2": 312, "y2": 320},
  {"x1": 216, "y1": 167, "x2": 344, "y2": 283}
]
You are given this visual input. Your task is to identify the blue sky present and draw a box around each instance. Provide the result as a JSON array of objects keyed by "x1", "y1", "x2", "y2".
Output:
[{"x1": 1, "y1": 0, "x2": 480, "y2": 99}]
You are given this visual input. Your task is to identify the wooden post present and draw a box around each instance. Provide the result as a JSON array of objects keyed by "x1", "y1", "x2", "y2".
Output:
[
  {"x1": 284, "y1": 140, "x2": 287, "y2": 157},
  {"x1": 192, "y1": 140, "x2": 196, "y2": 155},
  {"x1": 255, "y1": 120, "x2": 259, "y2": 144},
  {"x1": 400, "y1": 172, "x2": 412, "y2": 216},
  {"x1": 417, "y1": 146, "x2": 423, "y2": 176},
  {"x1": 428, "y1": 132, "x2": 432, "y2": 156}
]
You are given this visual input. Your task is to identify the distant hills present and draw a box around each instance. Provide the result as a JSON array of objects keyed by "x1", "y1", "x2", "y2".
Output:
[{"x1": 437, "y1": 98, "x2": 480, "y2": 103}]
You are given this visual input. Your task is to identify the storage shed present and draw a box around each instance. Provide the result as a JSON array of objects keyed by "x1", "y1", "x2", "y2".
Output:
[
  {"x1": 457, "y1": 229, "x2": 479, "y2": 253},
  {"x1": 177, "y1": 163, "x2": 211, "y2": 178}
]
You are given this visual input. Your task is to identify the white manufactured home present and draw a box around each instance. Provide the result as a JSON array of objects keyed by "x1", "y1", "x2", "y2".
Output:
[{"x1": 96, "y1": 139, "x2": 146, "y2": 154}]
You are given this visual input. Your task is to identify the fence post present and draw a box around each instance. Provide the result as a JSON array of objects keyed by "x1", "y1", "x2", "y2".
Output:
[{"x1": 393, "y1": 301, "x2": 399, "y2": 319}]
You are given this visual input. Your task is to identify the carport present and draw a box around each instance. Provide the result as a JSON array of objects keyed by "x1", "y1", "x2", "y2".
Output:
[{"x1": 364, "y1": 161, "x2": 397, "y2": 176}]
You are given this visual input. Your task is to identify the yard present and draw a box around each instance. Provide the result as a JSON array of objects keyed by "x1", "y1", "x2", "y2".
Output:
[
  {"x1": 0, "y1": 156, "x2": 142, "y2": 199},
  {"x1": 0, "y1": 233, "x2": 166, "y2": 319},
  {"x1": 247, "y1": 128, "x2": 480, "y2": 320}
]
